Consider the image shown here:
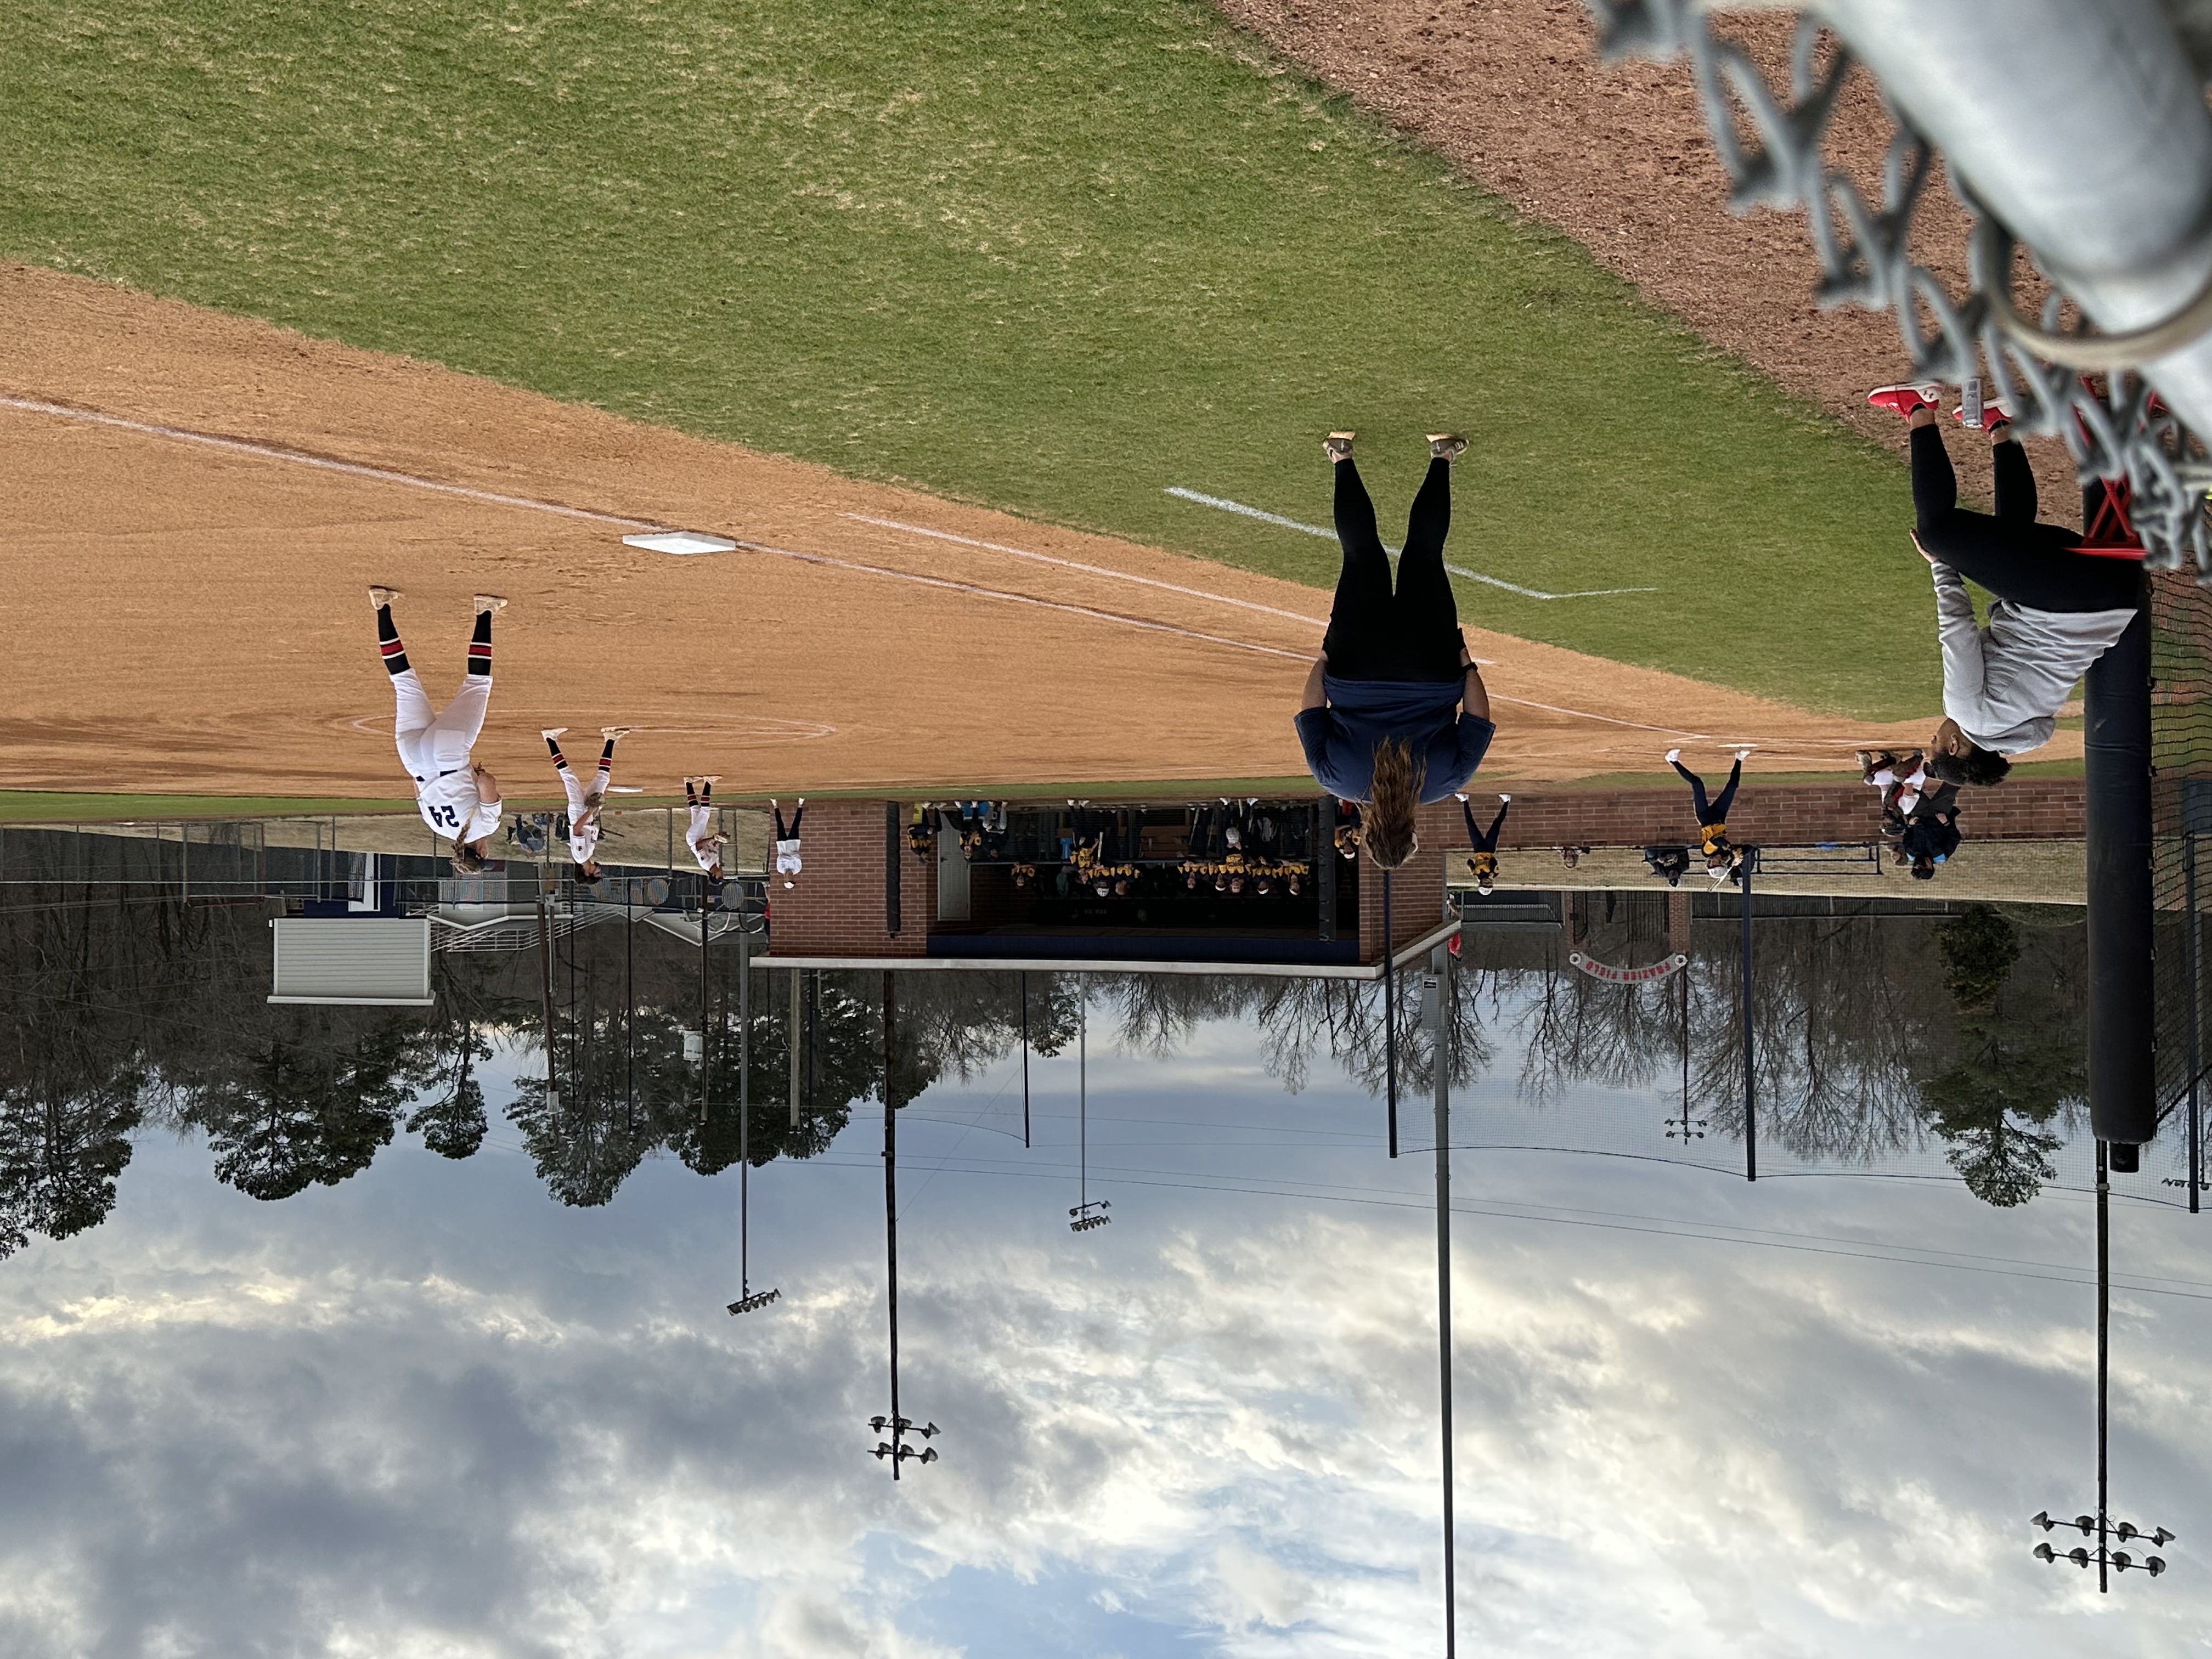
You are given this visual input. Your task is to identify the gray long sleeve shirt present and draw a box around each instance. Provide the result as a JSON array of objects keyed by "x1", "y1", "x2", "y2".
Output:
[{"x1": 1933, "y1": 562, "x2": 2136, "y2": 754}]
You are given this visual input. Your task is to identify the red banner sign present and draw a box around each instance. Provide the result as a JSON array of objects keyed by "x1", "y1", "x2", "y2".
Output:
[{"x1": 1567, "y1": 951, "x2": 1689, "y2": 985}]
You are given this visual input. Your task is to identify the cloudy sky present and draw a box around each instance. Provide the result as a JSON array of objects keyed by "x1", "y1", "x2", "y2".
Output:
[{"x1": 1, "y1": 995, "x2": 2205, "y2": 1657}]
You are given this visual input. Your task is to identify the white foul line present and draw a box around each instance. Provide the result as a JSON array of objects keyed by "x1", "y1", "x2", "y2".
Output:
[
  {"x1": 1163, "y1": 486, "x2": 1657, "y2": 600},
  {"x1": 0, "y1": 394, "x2": 670, "y2": 531},
  {"x1": 848, "y1": 512, "x2": 1712, "y2": 738},
  {"x1": 720, "y1": 537, "x2": 1312, "y2": 662},
  {"x1": 844, "y1": 513, "x2": 1329, "y2": 627}
]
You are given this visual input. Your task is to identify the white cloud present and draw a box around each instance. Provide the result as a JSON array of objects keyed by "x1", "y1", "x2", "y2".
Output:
[
  {"x1": 0, "y1": 1028, "x2": 2205, "y2": 1659},
  {"x1": 1210, "y1": 1541, "x2": 1311, "y2": 1630}
]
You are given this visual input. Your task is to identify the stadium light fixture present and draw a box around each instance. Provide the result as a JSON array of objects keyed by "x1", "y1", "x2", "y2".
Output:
[
  {"x1": 2030, "y1": 1143, "x2": 2175, "y2": 1590},
  {"x1": 1067, "y1": 989, "x2": 1115, "y2": 1235},
  {"x1": 872, "y1": 974, "x2": 937, "y2": 1477}
]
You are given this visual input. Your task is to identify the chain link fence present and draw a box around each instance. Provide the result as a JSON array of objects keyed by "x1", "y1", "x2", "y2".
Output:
[
  {"x1": 2150, "y1": 571, "x2": 2212, "y2": 1194},
  {"x1": 1584, "y1": 0, "x2": 2212, "y2": 573}
]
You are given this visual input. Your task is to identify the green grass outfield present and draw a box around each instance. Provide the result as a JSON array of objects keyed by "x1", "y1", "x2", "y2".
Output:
[{"x1": 3, "y1": 0, "x2": 1937, "y2": 718}]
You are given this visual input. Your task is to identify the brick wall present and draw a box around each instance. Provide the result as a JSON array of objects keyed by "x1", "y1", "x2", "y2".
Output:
[
  {"x1": 1421, "y1": 776, "x2": 2083, "y2": 851},
  {"x1": 1357, "y1": 834, "x2": 1447, "y2": 960},
  {"x1": 768, "y1": 799, "x2": 935, "y2": 957}
]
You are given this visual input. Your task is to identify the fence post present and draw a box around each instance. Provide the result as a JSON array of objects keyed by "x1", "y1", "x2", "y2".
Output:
[
  {"x1": 2187, "y1": 828, "x2": 2202, "y2": 1211},
  {"x1": 886, "y1": 800, "x2": 902, "y2": 936}
]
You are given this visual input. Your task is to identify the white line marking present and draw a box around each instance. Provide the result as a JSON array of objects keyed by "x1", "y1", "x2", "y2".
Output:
[
  {"x1": 850, "y1": 509, "x2": 1713, "y2": 735},
  {"x1": 724, "y1": 537, "x2": 1312, "y2": 662},
  {"x1": 828, "y1": 538, "x2": 1714, "y2": 734},
  {"x1": 1, "y1": 394, "x2": 669, "y2": 531},
  {"x1": 844, "y1": 514, "x2": 1329, "y2": 627},
  {"x1": 1164, "y1": 486, "x2": 1657, "y2": 600},
  {"x1": 1494, "y1": 697, "x2": 1712, "y2": 740}
]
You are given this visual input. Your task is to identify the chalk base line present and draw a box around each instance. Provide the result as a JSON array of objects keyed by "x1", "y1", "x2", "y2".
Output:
[{"x1": 1164, "y1": 486, "x2": 1657, "y2": 601}]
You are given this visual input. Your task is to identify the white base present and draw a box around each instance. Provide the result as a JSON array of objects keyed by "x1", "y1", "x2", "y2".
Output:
[{"x1": 623, "y1": 531, "x2": 738, "y2": 556}]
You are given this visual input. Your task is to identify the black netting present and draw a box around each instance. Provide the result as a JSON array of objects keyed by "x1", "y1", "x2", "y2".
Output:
[{"x1": 2149, "y1": 572, "x2": 2212, "y2": 1187}]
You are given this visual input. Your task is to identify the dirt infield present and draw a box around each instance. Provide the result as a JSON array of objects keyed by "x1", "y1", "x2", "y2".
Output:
[
  {"x1": 1212, "y1": 0, "x2": 2080, "y2": 507},
  {"x1": 1, "y1": 259, "x2": 1973, "y2": 804}
]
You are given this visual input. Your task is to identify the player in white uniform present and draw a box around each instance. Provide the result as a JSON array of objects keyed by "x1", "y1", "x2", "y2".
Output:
[
  {"x1": 373, "y1": 586, "x2": 506, "y2": 871},
  {"x1": 772, "y1": 797, "x2": 805, "y2": 889},
  {"x1": 683, "y1": 776, "x2": 727, "y2": 891},
  {"x1": 542, "y1": 725, "x2": 634, "y2": 887}
]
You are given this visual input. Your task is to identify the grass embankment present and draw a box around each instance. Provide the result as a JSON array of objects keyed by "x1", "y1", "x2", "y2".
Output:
[{"x1": 2, "y1": 0, "x2": 1932, "y2": 716}]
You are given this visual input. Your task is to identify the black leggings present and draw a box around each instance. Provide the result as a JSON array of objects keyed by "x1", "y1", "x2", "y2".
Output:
[
  {"x1": 1672, "y1": 757, "x2": 1739, "y2": 826},
  {"x1": 1461, "y1": 796, "x2": 1508, "y2": 853},
  {"x1": 1909, "y1": 425, "x2": 2142, "y2": 613},
  {"x1": 1321, "y1": 458, "x2": 1464, "y2": 682},
  {"x1": 775, "y1": 804, "x2": 803, "y2": 842}
]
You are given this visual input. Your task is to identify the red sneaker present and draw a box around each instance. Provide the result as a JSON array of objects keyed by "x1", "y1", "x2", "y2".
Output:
[
  {"x1": 1867, "y1": 382, "x2": 1942, "y2": 419},
  {"x1": 1951, "y1": 399, "x2": 2012, "y2": 430}
]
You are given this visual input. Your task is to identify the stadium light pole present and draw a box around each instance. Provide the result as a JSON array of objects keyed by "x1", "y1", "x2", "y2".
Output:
[
  {"x1": 626, "y1": 879, "x2": 637, "y2": 1132},
  {"x1": 2032, "y1": 1141, "x2": 2175, "y2": 1588},
  {"x1": 1422, "y1": 945, "x2": 1457, "y2": 1659},
  {"x1": 538, "y1": 868, "x2": 560, "y2": 1110},
  {"x1": 870, "y1": 972, "x2": 938, "y2": 1477},
  {"x1": 789, "y1": 969, "x2": 803, "y2": 1129},
  {"x1": 1741, "y1": 849, "x2": 1757, "y2": 1182},
  {"x1": 698, "y1": 885, "x2": 712, "y2": 1124},
  {"x1": 1669, "y1": 964, "x2": 1704, "y2": 1144},
  {"x1": 726, "y1": 912, "x2": 778, "y2": 1317},
  {"x1": 1070, "y1": 987, "x2": 1110, "y2": 1232},
  {"x1": 1384, "y1": 868, "x2": 1400, "y2": 1158}
]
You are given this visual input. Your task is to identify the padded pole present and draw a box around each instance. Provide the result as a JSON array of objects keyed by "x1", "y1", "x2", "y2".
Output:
[{"x1": 2085, "y1": 606, "x2": 2156, "y2": 1163}]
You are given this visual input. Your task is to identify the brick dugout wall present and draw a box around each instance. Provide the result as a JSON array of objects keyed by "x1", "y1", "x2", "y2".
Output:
[
  {"x1": 768, "y1": 799, "x2": 934, "y2": 957},
  {"x1": 1358, "y1": 835, "x2": 1447, "y2": 960},
  {"x1": 1421, "y1": 776, "x2": 2083, "y2": 851},
  {"x1": 764, "y1": 781, "x2": 2078, "y2": 960}
]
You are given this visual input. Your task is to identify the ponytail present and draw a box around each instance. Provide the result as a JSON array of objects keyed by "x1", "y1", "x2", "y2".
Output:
[{"x1": 1365, "y1": 738, "x2": 1424, "y2": 868}]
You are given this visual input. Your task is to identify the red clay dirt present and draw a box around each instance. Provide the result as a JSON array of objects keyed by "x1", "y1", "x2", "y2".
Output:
[{"x1": 0, "y1": 259, "x2": 1966, "y2": 808}]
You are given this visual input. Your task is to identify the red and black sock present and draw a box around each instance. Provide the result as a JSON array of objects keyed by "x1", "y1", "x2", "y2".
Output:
[
  {"x1": 598, "y1": 738, "x2": 616, "y2": 769},
  {"x1": 547, "y1": 736, "x2": 568, "y2": 769},
  {"x1": 466, "y1": 608, "x2": 493, "y2": 679},
  {"x1": 376, "y1": 606, "x2": 410, "y2": 677},
  {"x1": 685, "y1": 782, "x2": 699, "y2": 807}
]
